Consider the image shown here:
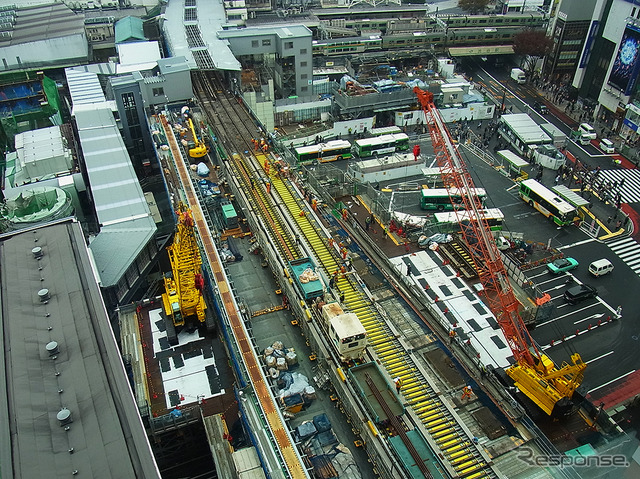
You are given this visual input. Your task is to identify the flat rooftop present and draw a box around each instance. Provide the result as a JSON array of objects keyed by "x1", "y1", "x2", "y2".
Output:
[
  {"x1": 0, "y1": 3, "x2": 84, "y2": 47},
  {"x1": 0, "y1": 220, "x2": 160, "y2": 479}
]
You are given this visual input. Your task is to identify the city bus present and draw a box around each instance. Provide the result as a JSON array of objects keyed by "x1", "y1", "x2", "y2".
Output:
[
  {"x1": 293, "y1": 140, "x2": 352, "y2": 164},
  {"x1": 352, "y1": 133, "x2": 410, "y2": 158},
  {"x1": 518, "y1": 179, "x2": 578, "y2": 226},
  {"x1": 434, "y1": 208, "x2": 504, "y2": 233},
  {"x1": 420, "y1": 188, "x2": 487, "y2": 211},
  {"x1": 370, "y1": 126, "x2": 402, "y2": 136}
]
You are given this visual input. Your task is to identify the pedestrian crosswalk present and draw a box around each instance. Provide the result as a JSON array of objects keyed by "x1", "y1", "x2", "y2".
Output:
[
  {"x1": 606, "y1": 236, "x2": 640, "y2": 277},
  {"x1": 595, "y1": 169, "x2": 640, "y2": 204}
]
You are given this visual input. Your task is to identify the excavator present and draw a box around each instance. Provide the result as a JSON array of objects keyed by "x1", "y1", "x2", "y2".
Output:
[
  {"x1": 414, "y1": 87, "x2": 586, "y2": 417},
  {"x1": 161, "y1": 202, "x2": 208, "y2": 345},
  {"x1": 181, "y1": 106, "x2": 208, "y2": 159}
]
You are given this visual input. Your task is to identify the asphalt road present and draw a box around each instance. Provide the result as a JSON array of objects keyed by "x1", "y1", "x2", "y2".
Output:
[{"x1": 457, "y1": 59, "x2": 640, "y2": 407}]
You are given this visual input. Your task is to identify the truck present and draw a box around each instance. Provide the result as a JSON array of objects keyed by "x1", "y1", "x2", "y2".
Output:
[
  {"x1": 321, "y1": 302, "x2": 367, "y2": 361},
  {"x1": 540, "y1": 123, "x2": 567, "y2": 148},
  {"x1": 288, "y1": 258, "x2": 324, "y2": 300},
  {"x1": 510, "y1": 68, "x2": 526, "y2": 84},
  {"x1": 569, "y1": 129, "x2": 592, "y2": 146}
]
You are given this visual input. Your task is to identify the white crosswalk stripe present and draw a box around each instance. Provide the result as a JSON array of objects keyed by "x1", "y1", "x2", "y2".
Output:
[
  {"x1": 594, "y1": 169, "x2": 640, "y2": 204},
  {"x1": 606, "y1": 237, "x2": 640, "y2": 277}
]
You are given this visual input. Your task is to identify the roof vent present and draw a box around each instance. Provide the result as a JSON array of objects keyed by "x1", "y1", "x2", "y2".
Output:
[
  {"x1": 46, "y1": 341, "x2": 59, "y2": 356},
  {"x1": 38, "y1": 288, "x2": 50, "y2": 302},
  {"x1": 32, "y1": 246, "x2": 43, "y2": 259},
  {"x1": 57, "y1": 408, "x2": 73, "y2": 426}
]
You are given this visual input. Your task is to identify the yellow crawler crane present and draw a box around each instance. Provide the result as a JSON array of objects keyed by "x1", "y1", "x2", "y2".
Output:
[{"x1": 161, "y1": 202, "x2": 207, "y2": 345}]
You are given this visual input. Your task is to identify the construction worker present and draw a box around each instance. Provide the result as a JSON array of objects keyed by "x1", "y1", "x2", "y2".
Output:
[
  {"x1": 461, "y1": 385, "x2": 473, "y2": 400},
  {"x1": 394, "y1": 377, "x2": 403, "y2": 393},
  {"x1": 448, "y1": 329, "x2": 456, "y2": 344}
]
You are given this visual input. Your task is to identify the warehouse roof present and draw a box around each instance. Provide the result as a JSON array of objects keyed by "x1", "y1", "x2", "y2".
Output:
[
  {"x1": 0, "y1": 2, "x2": 84, "y2": 47},
  {"x1": 0, "y1": 220, "x2": 161, "y2": 479}
]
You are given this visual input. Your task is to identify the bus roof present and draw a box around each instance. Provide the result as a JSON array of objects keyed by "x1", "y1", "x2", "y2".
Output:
[
  {"x1": 295, "y1": 139, "x2": 351, "y2": 154},
  {"x1": 496, "y1": 149, "x2": 528, "y2": 168},
  {"x1": 421, "y1": 187, "x2": 487, "y2": 197},
  {"x1": 520, "y1": 179, "x2": 575, "y2": 213},
  {"x1": 354, "y1": 133, "x2": 409, "y2": 146},
  {"x1": 434, "y1": 208, "x2": 504, "y2": 223},
  {"x1": 370, "y1": 126, "x2": 402, "y2": 136}
]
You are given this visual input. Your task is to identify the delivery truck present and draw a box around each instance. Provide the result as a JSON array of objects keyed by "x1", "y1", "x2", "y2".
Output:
[{"x1": 510, "y1": 68, "x2": 526, "y2": 84}]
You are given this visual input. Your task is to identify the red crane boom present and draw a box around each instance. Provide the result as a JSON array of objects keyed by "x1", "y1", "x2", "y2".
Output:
[{"x1": 414, "y1": 87, "x2": 585, "y2": 416}]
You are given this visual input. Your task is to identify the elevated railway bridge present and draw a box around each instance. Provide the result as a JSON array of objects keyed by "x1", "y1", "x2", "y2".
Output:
[{"x1": 156, "y1": 70, "x2": 499, "y2": 479}]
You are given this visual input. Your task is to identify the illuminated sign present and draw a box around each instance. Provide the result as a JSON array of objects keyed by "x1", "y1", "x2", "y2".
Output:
[{"x1": 608, "y1": 25, "x2": 640, "y2": 95}]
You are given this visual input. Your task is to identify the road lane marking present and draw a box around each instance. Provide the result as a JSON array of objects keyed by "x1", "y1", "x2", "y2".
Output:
[
  {"x1": 588, "y1": 370, "x2": 635, "y2": 394},
  {"x1": 585, "y1": 351, "x2": 614, "y2": 364}
]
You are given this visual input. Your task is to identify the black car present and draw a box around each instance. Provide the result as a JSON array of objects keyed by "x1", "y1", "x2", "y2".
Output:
[
  {"x1": 564, "y1": 284, "x2": 597, "y2": 304},
  {"x1": 533, "y1": 102, "x2": 548, "y2": 115}
]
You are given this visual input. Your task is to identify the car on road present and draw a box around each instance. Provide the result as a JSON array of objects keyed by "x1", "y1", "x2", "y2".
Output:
[
  {"x1": 599, "y1": 138, "x2": 615, "y2": 154},
  {"x1": 579, "y1": 123, "x2": 597, "y2": 140},
  {"x1": 564, "y1": 284, "x2": 598, "y2": 304},
  {"x1": 533, "y1": 102, "x2": 548, "y2": 115},
  {"x1": 547, "y1": 257, "x2": 579, "y2": 274}
]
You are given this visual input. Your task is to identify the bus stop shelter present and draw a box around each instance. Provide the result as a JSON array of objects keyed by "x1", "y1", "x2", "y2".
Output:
[
  {"x1": 552, "y1": 185, "x2": 590, "y2": 220},
  {"x1": 496, "y1": 150, "x2": 529, "y2": 179}
]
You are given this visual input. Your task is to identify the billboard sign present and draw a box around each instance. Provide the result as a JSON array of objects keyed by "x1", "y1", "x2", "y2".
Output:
[{"x1": 608, "y1": 25, "x2": 640, "y2": 95}]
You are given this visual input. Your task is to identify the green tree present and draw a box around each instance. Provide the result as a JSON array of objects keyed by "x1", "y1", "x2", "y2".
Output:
[
  {"x1": 457, "y1": 0, "x2": 490, "y2": 14},
  {"x1": 513, "y1": 29, "x2": 554, "y2": 78}
]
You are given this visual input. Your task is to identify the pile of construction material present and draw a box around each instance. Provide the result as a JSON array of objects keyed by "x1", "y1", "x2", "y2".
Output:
[{"x1": 263, "y1": 341, "x2": 298, "y2": 378}]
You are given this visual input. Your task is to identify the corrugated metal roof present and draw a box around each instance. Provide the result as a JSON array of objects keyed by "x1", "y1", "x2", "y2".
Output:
[
  {"x1": 163, "y1": 0, "x2": 240, "y2": 71},
  {"x1": 115, "y1": 15, "x2": 146, "y2": 44},
  {"x1": 0, "y1": 2, "x2": 84, "y2": 47},
  {"x1": 74, "y1": 107, "x2": 156, "y2": 286},
  {"x1": 0, "y1": 220, "x2": 161, "y2": 479},
  {"x1": 64, "y1": 67, "x2": 156, "y2": 287}
]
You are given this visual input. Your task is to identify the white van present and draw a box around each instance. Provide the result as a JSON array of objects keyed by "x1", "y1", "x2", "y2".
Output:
[
  {"x1": 579, "y1": 123, "x2": 597, "y2": 140},
  {"x1": 588, "y1": 259, "x2": 614, "y2": 277},
  {"x1": 599, "y1": 138, "x2": 615, "y2": 154}
]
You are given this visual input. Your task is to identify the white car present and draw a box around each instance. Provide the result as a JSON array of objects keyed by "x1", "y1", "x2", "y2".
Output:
[
  {"x1": 599, "y1": 138, "x2": 615, "y2": 154},
  {"x1": 579, "y1": 123, "x2": 597, "y2": 140}
]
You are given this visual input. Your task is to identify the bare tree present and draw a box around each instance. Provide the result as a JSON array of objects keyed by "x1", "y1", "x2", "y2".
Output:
[
  {"x1": 457, "y1": 0, "x2": 491, "y2": 14},
  {"x1": 513, "y1": 29, "x2": 554, "y2": 78}
]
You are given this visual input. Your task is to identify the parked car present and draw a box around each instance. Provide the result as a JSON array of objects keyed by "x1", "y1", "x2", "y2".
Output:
[
  {"x1": 564, "y1": 284, "x2": 598, "y2": 304},
  {"x1": 547, "y1": 257, "x2": 579, "y2": 274},
  {"x1": 533, "y1": 102, "x2": 548, "y2": 115},
  {"x1": 599, "y1": 138, "x2": 615, "y2": 154}
]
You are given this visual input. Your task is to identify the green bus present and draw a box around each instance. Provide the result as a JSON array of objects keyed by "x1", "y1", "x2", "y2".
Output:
[
  {"x1": 518, "y1": 179, "x2": 578, "y2": 226},
  {"x1": 293, "y1": 140, "x2": 352, "y2": 164},
  {"x1": 351, "y1": 133, "x2": 410, "y2": 158},
  {"x1": 420, "y1": 188, "x2": 487, "y2": 211},
  {"x1": 434, "y1": 208, "x2": 504, "y2": 233}
]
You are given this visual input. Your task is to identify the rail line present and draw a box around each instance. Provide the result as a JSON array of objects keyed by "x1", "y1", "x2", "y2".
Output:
[
  {"x1": 191, "y1": 72, "x2": 496, "y2": 478},
  {"x1": 158, "y1": 114, "x2": 308, "y2": 479}
]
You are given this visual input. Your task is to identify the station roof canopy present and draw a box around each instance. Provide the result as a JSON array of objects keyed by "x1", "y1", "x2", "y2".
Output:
[{"x1": 448, "y1": 45, "x2": 514, "y2": 57}]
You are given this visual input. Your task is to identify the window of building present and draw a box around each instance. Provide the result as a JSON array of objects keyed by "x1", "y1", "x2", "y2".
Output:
[
  {"x1": 152, "y1": 87, "x2": 164, "y2": 97},
  {"x1": 300, "y1": 61, "x2": 307, "y2": 67},
  {"x1": 252, "y1": 40, "x2": 259, "y2": 47},
  {"x1": 300, "y1": 48, "x2": 307, "y2": 54},
  {"x1": 285, "y1": 41, "x2": 293, "y2": 49},
  {"x1": 301, "y1": 86, "x2": 308, "y2": 92},
  {"x1": 262, "y1": 39, "x2": 271, "y2": 46},
  {"x1": 301, "y1": 73, "x2": 308, "y2": 79}
]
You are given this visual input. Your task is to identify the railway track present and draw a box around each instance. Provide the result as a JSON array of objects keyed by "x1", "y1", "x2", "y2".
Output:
[{"x1": 190, "y1": 72, "x2": 497, "y2": 478}]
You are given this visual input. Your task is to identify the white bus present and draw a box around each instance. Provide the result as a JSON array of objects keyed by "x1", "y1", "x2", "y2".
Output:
[
  {"x1": 370, "y1": 126, "x2": 402, "y2": 136},
  {"x1": 518, "y1": 179, "x2": 578, "y2": 226},
  {"x1": 434, "y1": 208, "x2": 505, "y2": 232},
  {"x1": 293, "y1": 140, "x2": 352, "y2": 164},
  {"x1": 352, "y1": 133, "x2": 410, "y2": 158}
]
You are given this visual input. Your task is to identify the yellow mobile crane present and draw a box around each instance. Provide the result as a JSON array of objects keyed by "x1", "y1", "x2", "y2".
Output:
[
  {"x1": 181, "y1": 106, "x2": 208, "y2": 158},
  {"x1": 161, "y1": 202, "x2": 208, "y2": 345}
]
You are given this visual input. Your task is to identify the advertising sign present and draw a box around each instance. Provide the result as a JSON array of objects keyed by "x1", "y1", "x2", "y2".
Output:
[{"x1": 608, "y1": 25, "x2": 640, "y2": 95}]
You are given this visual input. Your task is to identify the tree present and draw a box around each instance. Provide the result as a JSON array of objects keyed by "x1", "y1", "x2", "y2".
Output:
[
  {"x1": 457, "y1": 0, "x2": 490, "y2": 14},
  {"x1": 513, "y1": 29, "x2": 554, "y2": 78}
]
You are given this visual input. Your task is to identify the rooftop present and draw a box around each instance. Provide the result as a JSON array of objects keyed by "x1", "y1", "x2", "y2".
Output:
[
  {"x1": 0, "y1": 2, "x2": 84, "y2": 47},
  {"x1": 0, "y1": 220, "x2": 161, "y2": 479},
  {"x1": 115, "y1": 15, "x2": 146, "y2": 44}
]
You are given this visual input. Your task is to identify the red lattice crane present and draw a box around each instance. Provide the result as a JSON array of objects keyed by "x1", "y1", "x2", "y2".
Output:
[{"x1": 414, "y1": 87, "x2": 585, "y2": 416}]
